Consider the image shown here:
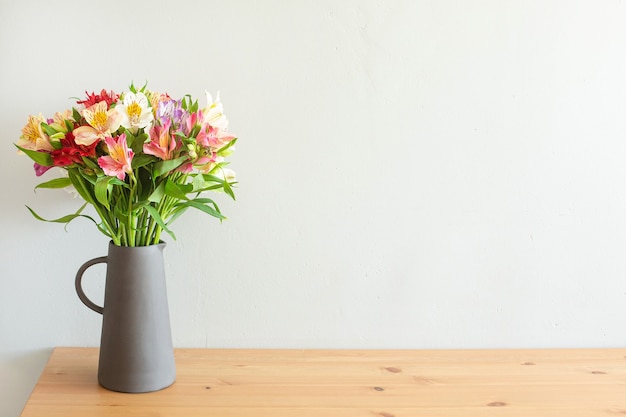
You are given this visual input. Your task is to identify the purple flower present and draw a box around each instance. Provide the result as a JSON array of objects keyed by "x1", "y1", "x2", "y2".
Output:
[
  {"x1": 157, "y1": 99, "x2": 187, "y2": 127},
  {"x1": 34, "y1": 163, "x2": 52, "y2": 177}
]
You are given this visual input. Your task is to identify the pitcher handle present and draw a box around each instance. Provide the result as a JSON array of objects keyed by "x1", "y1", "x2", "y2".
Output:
[{"x1": 75, "y1": 256, "x2": 107, "y2": 314}]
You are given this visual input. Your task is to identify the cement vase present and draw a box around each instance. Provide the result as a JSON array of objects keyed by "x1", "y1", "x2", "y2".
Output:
[{"x1": 75, "y1": 241, "x2": 176, "y2": 393}]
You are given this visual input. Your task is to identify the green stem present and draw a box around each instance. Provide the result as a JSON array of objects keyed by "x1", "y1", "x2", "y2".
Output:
[
  {"x1": 127, "y1": 174, "x2": 137, "y2": 246},
  {"x1": 137, "y1": 210, "x2": 147, "y2": 246},
  {"x1": 93, "y1": 203, "x2": 121, "y2": 246}
]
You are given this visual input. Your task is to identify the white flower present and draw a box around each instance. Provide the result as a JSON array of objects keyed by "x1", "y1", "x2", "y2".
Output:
[
  {"x1": 203, "y1": 91, "x2": 229, "y2": 130},
  {"x1": 221, "y1": 168, "x2": 236, "y2": 182},
  {"x1": 116, "y1": 92, "x2": 154, "y2": 132}
]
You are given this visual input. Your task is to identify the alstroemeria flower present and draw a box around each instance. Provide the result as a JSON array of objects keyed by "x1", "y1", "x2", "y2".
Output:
[
  {"x1": 73, "y1": 101, "x2": 122, "y2": 146},
  {"x1": 182, "y1": 110, "x2": 204, "y2": 137},
  {"x1": 77, "y1": 89, "x2": 119, "y2": 109},
  {"x1": 194, "y1": 152, "x2": 222, "y2": 174},
  {"x1": 156, "y1": 99, "x2": 186, "y2": 127},
  {"x1": 216, "y1": 167, "x2": 237, "y2": 183},
  {"x1": 116, "y1": 92, "x2": 154, "y2": 133},
  {"x1": 146, "y1": 90, "x2": 171, "y2": 117},
  {"x1": 17, "y1": 113, "x2": 54, "y2": 151},
  {"x1": 51, "y1": 131, "x2": 98, "y2": 167},
  {"x1": 34, "y1": 163, "x2": 52, "y2": 177},
  {"x1": 98, "y1": 134, "x2": 134, "y2": 180},
  {"x1": 203, "y1": 91, "x2": 228, "y2": 130},
  {"x1": 197, "y1": 124, "x2": 236, "y2": 151},
  {"x1": 144, "y1": 119, "x2": 177, "y2": 160},
  {"x1": 48, "y1": 110, "x2": 74, "y2": 133}
]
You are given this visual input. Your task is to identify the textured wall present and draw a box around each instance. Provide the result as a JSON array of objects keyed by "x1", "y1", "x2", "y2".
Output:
[{"x1": 2, "y1": 1, "x2": 626, "y2": 416}]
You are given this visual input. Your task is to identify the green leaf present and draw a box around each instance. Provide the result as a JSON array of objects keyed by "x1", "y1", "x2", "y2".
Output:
[
  {"x1": 67, "y1": 169, "x2": 95, "y2": 204},
  {"x1": 136, "y1": 167, "x2": 154, "y2": 201},
  {"x1": 125, "y1": 130, "x2": 136, "y2": 148},
  {"x1": 222, "y1": 176, "x2": 236, "y2": 200},
  {"x1": 153, "y1": 156, "x2": 187, "y2": 177},
  {"x1": 181, "y1": 95, "x2": 191, "y2": 111},
  {"x1": 191, "y1": 174, "x2": 206, "y2": 192},
  {"x1": 40, "y1": 122, "x2": 57, "y2": 137},
  {"x1": 176, "y1": 199, "x2": 225, "y2": 220},
  {"x1": 81, "y1": 156, "x2": 100, "y2": 170},
  {"x1": 64, "y1": 119, "x2": 74, "y2": 132},
  {"x1": 34, "y1": 177, "x2": 73, "y2": 190},
  {"x1": 72, "y1": 108, "x2": 83, "y2": 123},
  {"x1": 164, "y1": 205, "x2": 188, "y2": 225},
  {"x1": 79, "y1": 170, "x2": 97, "y2": 186},
  {"x1": 49, "y1": 132, "x2": 65, "y2": 141},
  {"x1": 148, "y1": 181, "x2": 165, "y2": 203},
  {"x1": 26, "y1": 203, "x2": 99, "y2": 230},
  {"x1": 131, "y1": 132, "x2": 149, "y2": 154},
  {"x1": 197, "y1": 172, "x2": 236, "y2": 199},
  {"x1": 50, "y1": 139, "x2": 63, "y2": 150},
  {"x1": 108, "y1": 177, "x2": 128, "y2": 187},
  {"x1": 143, "y1": 205, "x2": 177, "y2": 240},
  {"x1": 202, "y1": 173, "x2": 226, "y2": 184},
  {"x1": 190, "y1": 125, "x2": 201, "y2": 138},
  {"x1": 132, "y1": 154, "x2": 157, "y2": 170},
  {"x1": 191, "y1": 197, "x2": 219, "y2": 205},
  {"x1": 15, "y1": 145, "x2": 53, "y2": 166},
  {"x1": 193, "y1": 183, "x2": 225, "y2": 192},
  {"x1": 113, "y1": 204, "x2": 130, "y2": 226},
  {"x1": 164, "y1": 179, "x2": 191, "y2": 200},
  {"x1": 216, "y1": 137, "x2": 237, "y2": 155},
  {"x1": 95, "y1": 176, "x2": 113, "y2": 210}
]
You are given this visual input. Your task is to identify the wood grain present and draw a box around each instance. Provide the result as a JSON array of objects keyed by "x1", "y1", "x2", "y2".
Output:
[{"x1": 19, "y1": 347, "x2": 626, "y2": 416}]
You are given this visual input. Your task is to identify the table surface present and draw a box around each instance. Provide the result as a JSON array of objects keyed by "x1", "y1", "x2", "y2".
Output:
[{"x1": 19, "y1": 347, "x2": 626, "y2": 416}]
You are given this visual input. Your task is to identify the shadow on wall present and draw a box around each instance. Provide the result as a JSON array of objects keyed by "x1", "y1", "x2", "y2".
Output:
[{"x1": 2, "y1": 348, "x2": 52, "y2": 417}]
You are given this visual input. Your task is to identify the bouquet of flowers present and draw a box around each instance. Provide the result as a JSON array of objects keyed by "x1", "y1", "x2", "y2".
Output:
[{"x1": 16, "y1": 83, "x2": 237, "y2": 247}]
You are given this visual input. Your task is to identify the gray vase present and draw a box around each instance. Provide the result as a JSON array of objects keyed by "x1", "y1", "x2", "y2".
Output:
[{"x1": 75, "y1": 241, "x2": 176, "y2": 393}]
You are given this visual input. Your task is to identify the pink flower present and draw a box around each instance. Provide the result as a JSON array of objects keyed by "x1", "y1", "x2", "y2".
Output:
[
  {"x1": 183, "y1": 110, "x2": 204, "y2": 137},
  {"x1": 98, "y1": 134, "x2": 134, "y2": 180},
  {"x1": 197, "y1": 125, "x2": 236, "y2": 151},
  {"x1": 144, "y1": 119, "x2": 177, "y2": 160}
]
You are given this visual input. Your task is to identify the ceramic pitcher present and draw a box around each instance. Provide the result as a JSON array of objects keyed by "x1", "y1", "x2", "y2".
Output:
[{"x1": 75, "y1": 241, "x2": 176, "y2": 393}]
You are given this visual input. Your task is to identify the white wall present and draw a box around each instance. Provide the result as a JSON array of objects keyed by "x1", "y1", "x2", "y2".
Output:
[{"x1": 2, "y1": 0, "x2": 626, "y2": 415}]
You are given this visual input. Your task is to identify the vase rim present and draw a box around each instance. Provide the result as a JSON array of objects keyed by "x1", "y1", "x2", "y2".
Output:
[{"x1": 108, "y1": 240, "x2": 166, "y2": 248}]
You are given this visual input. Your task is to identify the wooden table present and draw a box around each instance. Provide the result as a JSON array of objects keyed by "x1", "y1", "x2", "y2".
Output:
[{"x1": 19, "y1": 347, "x2": 626, "y2": 416}]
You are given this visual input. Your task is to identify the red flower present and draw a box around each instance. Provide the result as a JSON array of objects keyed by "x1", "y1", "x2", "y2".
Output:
[
  {"x1": 50, "y1": 132, "x2": 99, "y2": 167},
  {"x1": 77, "y1": 89, "x2": 119, "y2": 109}
]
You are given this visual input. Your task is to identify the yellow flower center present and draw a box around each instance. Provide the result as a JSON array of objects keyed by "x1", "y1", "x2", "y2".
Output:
[
  {"x1": 110, "y1": 146, "x2": 124, "y2": 162},
  {"x1": 127, "y1": 102, "x2": 142, "y2": 124},
  {"x1": 90, "y1": 110, "x2": 108, "y2": 130},
  {"x1": 22, "y1": 116, "x2": 43, "y2": 143}
]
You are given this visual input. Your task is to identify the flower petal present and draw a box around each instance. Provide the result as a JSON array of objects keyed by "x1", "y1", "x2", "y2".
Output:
[{"x1": 73, "y1": 126, "x2": 99, "y2": 146}]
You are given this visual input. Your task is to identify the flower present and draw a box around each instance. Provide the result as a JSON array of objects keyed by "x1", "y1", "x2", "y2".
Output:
[
  {"x1": 49, "y1": 110, "x2": 74, "y2": 133},
  {"x1": 51, "y1": 131, "x2": 98, "y2": 167},
  {"x1": 203, "y1": 91, "x2": 229, "y2": 130},
  {"x1": 116, "y1": 92, "x2": 154, "y2": 133},
  {"x1": 156, "y1": 99, "x2": 186, "y2": 127},
  {"x1": 197, "y1": 124, "x2": 236, "y2": 151},
  {"x1": 146, "y1": 91, "x2": 171, "y2": 116},
  {"x1": 76, "y1": 89, "x2": 119, "y2": 109},
  {"x1": 144, "y1": 119, "x2": 177, "y2": 160},
  {"x1": 73, "y1": 101, "x2": 122, "y2": 146},
  {"x1": 16, "y1": 83, "x2": 238, "y2": 247},
  {"x1": 17, "y1": 114, "x2": 53, "y2": 151},
  {"x1": 98, "y1": 134, "x2": 134, "y2": 181}
]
